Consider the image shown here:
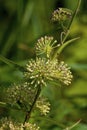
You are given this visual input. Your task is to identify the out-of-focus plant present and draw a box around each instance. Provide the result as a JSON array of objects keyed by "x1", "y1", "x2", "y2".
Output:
[{"x1": 0, "y1": 0, "x2": 82, "y2": 130}]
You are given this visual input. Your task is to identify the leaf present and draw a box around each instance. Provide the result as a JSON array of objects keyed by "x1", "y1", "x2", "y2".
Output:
[
  {"x1": 0, "y1": 55, "x2": 26, "y2": 72},
  {"x1": 64, "y1": 119, "x2": 81, "y2": 130},
  {"x1": 0, "y1": 101, "x2": 21, "y2": 111},
  {"x1": 58, "y1": 37, "x2": 80, "y2": 55},
  {"x1": 32, "y1": 116, "x2": 65, "y2": 129}
]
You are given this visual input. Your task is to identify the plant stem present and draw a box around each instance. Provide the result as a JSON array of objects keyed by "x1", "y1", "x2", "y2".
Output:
[
  {"x1": 52, "y1": 0, "x2": 81, "y2": 60},
  {"x1": 62, "y1": 0, "x2": 81, "y2": 43},
  {"x1": 0, "y1": 55, "x2": 26, "y2": 72},
  {"x1": 23, "y1": 85, "x2": 41, "y2": 125}
]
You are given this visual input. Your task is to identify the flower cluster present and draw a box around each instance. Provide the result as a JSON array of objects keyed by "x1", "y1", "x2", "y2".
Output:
[
  {"x1": 0, "y1": 118, "x2": 20, "y2": 130},
  {"x1": 36, "y1": 97, "x2": 50, "y2": 115},
  {"x1": 24, "y1": 122, "x2": 40, "y2": 130},
  {"x1": 52, "y1": 8, "x2": 72, "y2": 22},
  {"x1": 7, "y1": 82, "x2": 37, "y2": 110},
  {"x1": 0, "y1": 4, "x2": 76, "y2": 130},
  {"x1": 0, "y1": 118, "x2": 40, "y2": 130},
  {"x1": 24, "y1": 58, "x2": 73, "y2": 87},
  {"x1": 35, "y1": 36, "x2": 57, "y2": 58},
  {"x1": 24, "y1": 58, "x2": 50, "y2": 87},
  {"x1": 52, "y1": 61, "x2": 73, "y2": 85}
]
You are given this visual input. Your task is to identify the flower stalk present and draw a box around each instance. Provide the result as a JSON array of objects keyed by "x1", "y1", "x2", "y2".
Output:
[
  {"x1": 51, "y1": 0, "x2": 81, "y2": 60},
  {"x1": 62, "y1": 0, "x2": 81, "y2": 43},
  {"x1": 23, "y1": 85, "x2": 41, "y2": 125}
]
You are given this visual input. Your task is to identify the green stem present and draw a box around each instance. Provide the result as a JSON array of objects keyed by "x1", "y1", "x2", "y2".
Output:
[
  {"x1": 23, "y1": 85, "x2": 41, "y2": 125},
  {"x1": 52, "y1": 0, "x2": 81, "y2": 60},
  {"x1": 64, "y1": 119, "x2": 81, "y2": 130},
  {"x1": 62, "y1": 0, "x2": 81, "y2": 43},
  {"x1": 0, "y1": 55, "x2": 26, "y2": 72},
  {"x1": 58, "y1": 37, "x2": 80, "y2": 55}
]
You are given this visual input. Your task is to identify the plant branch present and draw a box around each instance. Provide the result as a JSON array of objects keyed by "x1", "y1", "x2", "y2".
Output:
[
  {"x1": 52, "y1": 0, "x2": 81, "y2": 60},
  {"x1": 23, "y1": 85, "x2": 41, "y2": 125},
  {"x1": 64, "y1": 119, "x2": 81, "y2": 130},
  {"x1": 62, "y1": 0, "x2": 81, "y2": 43},
  {"x1": 58, "y1": 37, "x2": 80, "y2": 54}
]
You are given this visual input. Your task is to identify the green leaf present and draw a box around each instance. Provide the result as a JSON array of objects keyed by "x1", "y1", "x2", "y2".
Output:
[
  {"x1": 0, "y1": 55, "x2": 25, "y2": 71},
  {"x1": 0, "y1": 101, "x2": 21, "y2": 111},
  {"x1": 58, "y1": 37, "x2": 80, "y2": 55},
  {"x1": 64, "y1": 119, "x2": 81, "y2": 130},
  {"x1": 72, "y1": 123, "x2": 87, "y2": 130}
]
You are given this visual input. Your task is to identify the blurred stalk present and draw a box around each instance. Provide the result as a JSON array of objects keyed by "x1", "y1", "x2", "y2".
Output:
[
  {"x1": 1, "y1": 0, "x2": 25, "y2": 56},
  {"x1": 23, "y1": 85, "x2": 41, "y2": 124},
  {"x1": 62, "y1": 0, "x2": 81, "y2": 43},
  {"x1": 52, "y1": 0, "x2": 81, "y2": 60},
  {"x1": 22, "y1": 1, "x2": 34, "y2": 28},
  {"x1": 17, "y1": 0, "x2": 24, "y2": 42},
  {"x1": 1, "y1": 14, "x2": 17, "y2": 56}
]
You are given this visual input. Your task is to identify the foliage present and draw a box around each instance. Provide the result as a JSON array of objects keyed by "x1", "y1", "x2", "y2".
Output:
[{"x1": 0, "y1": 0, "x2": 87, "y2": 130}]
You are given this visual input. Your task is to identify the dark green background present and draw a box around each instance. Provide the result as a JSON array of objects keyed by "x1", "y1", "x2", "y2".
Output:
[{"x1": 0, "y1": 0, "x2": 87, "y2": 130}]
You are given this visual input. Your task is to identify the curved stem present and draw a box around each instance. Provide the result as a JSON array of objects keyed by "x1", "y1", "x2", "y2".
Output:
[
  {"x1": 52, "y1": 0, "x2": 81, "y2": 60},
  {"x1": 23, "y1": 85, "x2": 41, "y2": 125},
  {"x1": 62, "y1": 0, "x2": 81, "y2": 43}
]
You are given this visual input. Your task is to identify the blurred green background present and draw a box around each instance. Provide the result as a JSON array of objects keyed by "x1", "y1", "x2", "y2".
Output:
[{"x1": 0, "y1": 0, "x2": 87, "y2": 130}]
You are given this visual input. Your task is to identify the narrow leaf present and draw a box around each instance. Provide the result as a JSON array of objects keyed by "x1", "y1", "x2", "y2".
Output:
[
  {"x1": 0, "y1": 55, "x2": 26, "y2": 71},
  {"x1": 58, "y1": 37, "x2": 80, "y2": 54},
  {"x1": 0, "y1": 101, "x2": 21, "y2": 111}
]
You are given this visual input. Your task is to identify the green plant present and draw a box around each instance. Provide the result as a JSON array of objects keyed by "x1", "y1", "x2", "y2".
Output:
[{"x1": 0, "y1": 0, "x2": 81, "y2": 130}]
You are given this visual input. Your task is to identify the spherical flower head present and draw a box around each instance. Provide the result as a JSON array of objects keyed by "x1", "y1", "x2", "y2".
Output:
[
  {"x1": 36, "y1": 97, "x2": 50, "y2": 115},
  {"x1": 24, "y1": 58, "x2": 73, "y2": 87},
  {"x1": 0, "y1": 118, "x2": 40, "y2": 130},
  {"x1": 0, "y1": 118, "x2": 21, "y2": 130},
  {"x1": 51, "y1": 61, "x2": 73, "y2": 85},
  {"x1": 35, "y1": 36, "x2": 57, "y2": 58},
  {"x1": 24, "y1": 58, "x2": 52, "y2": 87},
  {"x1": 24, "y1": 122, "x2": 40, "y2": 130},
  {"x1": 7, "y1": 82, "x2": 37, "y2": 109},
  {"x1": 52, "y1": 8, "x2": 72, "y2": 22}
]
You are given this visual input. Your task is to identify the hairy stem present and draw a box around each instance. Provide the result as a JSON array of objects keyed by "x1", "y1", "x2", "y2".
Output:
[{"x1": 23, "y1": 85, "x2": 41, "y2": 125}]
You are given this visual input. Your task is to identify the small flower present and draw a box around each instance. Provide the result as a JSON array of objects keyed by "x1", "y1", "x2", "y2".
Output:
[
  {"x1": 7, "y1": 82, "x2": 37, "y2": 109},
  {"x1": 0, "y1": 118, "x2": 40, "y2": 130},
  {"x1": 24, "y1": 58, "x2": 51, "y2": 87},
  {"x1": 36, "y1": 97, "x2": 50, "y2": 115},
  {"x1": 51, "y1": 61, "x2": 73, "y2": 85},
  {"x1": 35, "y1": 36, "x2": 57, "y2": 58},
  {"x1": 52, "y1": 8, "x2": 72, "y2": 22},
  {"x1": 0, "y1": 118, "x2": 21, "y2": 130},
  {"x1": 24, "y1": 122, "x2": 40, "y2": 130},
  {"x1": 24, "y1": 58, "x2": 73, "y2": 87}
]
